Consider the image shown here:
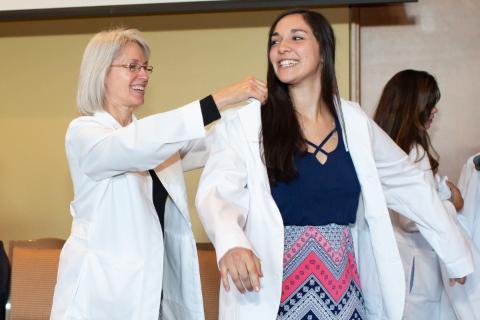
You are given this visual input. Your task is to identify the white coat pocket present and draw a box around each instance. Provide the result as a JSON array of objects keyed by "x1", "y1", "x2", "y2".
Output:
[
  {"x1": 69, "y1": 252, "x2": 145, "y2": 319},
  {"x1": 409, "y1": 249, "x2": 442, "y2": 301}
]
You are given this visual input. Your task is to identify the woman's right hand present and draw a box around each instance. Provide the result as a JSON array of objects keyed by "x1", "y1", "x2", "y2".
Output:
[
  {"x1": 212, "y1": 77, "x2": 267, "y2": 110},
  {"x1": 219, "y1": 247, "x2": 263, "y2": 294}
]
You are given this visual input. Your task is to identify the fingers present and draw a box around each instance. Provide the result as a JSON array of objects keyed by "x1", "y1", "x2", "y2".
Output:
[
  {"x1": 218, "y1": 247, "x2": 262, "y2": 294},
  {"x1": 449, "y1": 277, "x2": 467, "y2": 286},
  {"x1": 253, "y1": 254, "x2": 263, "y2": 278},
  {"x1": 235, "y1": 262, "x2": 251, "y2": 292},
  {"x1": 246, "y1": 256, "x2": 261, "y2": 292},
  {"x1": 212, "y1": 76, "x2": 268, "y2": 109},
  {"x1": 244, "y1": 77, "x2": 267, "y2": 104},
  {"x1": 219, "y1": 263, "x2": 231, "y2": 292}
]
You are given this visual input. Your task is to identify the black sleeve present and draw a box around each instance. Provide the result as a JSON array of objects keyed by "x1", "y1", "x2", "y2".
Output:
[{"x1": 199, "y1": 95, "x2": 221, "y2": 126}]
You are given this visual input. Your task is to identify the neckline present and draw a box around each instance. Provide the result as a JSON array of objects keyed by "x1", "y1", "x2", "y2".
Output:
[{"x1": 304, "y1": 126, "x2": 337, "y2": 155}]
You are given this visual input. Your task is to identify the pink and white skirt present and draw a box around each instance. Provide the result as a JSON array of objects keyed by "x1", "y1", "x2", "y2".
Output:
[{"x1": 277, "y1": 224, "x2": 366, "y2": 320}]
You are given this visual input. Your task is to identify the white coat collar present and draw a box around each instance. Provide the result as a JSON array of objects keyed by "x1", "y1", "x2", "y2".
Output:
[
  {"x1": 93, "y1": 110, "x2": 137, "y2": 129},
  {"x1": 236, "y1": 98, "x2": 350, "y2": 151}
]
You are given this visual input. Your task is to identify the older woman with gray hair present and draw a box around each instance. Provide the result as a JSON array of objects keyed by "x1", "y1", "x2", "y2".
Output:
[{"x1": 50, "y1": 28, "x2": 266, "y2": 319}]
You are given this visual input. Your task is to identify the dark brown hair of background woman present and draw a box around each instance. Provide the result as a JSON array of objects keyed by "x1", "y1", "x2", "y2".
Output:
[{"x1": 373, "y1": 69, "x2": 441, "y2": 174}]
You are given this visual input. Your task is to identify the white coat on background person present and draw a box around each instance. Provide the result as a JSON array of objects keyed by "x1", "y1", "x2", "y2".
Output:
[
  {"x1": 392, "y1": 150, "x2": 480, "y2": 320},
  {"x1": 50, "y1": 28, "x2": 267, "y2": 320},
  {"x1": 390, "y1": 145, "x2": 478, "y2": 319},
  {"x1": 454, "y1": 154, "x2": 480, "y2": 318},
  {"x1": 458, "y1": 154, "x2": 480, "y2": 247},
  {"x1": 372, "y1": 69, "x2": 478, "y2": 320},
  {"x1": 195, "y1": 99, "x2": 473, "y2": 320}
]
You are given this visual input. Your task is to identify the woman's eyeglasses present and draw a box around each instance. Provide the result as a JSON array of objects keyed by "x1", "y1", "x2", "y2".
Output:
[{"x1": 111, "y1": 63, "x2": 153, "y2": 74}]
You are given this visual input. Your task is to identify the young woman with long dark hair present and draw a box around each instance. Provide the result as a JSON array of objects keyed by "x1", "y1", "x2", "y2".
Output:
[{"x1": 197, "y1": 11, "x2": 472, "y2": 320}]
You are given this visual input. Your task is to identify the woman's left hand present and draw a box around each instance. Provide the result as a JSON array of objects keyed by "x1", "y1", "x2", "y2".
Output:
[
  {"x1": 212, "y1": 76, "x2": 267, "y2": 110},
  {"x1": 449, "y1": 276, "x2": 467, "y2": 286}
]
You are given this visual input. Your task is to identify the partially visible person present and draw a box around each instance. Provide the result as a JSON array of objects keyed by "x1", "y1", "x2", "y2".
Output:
[
  {"x1": 196, "y1": 10, "x2": 472, "y2": 320},
  {"x1": 373, "y1": 69, "x2": 473, "y2": 319},
  {"x1": 458, "y1": 153, "x2": 480, "y2": 245},
  {"x1": 50, "y1": 28, "x2": 266, "y2": 319},
  {"x1": 457, "y1": 153, "x2": 480, "y2": 319},
  {"x1": 0, "y1": 241, "x2": 9, "y2": 320}
]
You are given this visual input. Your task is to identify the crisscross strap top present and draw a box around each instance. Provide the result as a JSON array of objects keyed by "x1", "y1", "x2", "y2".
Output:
[
  {"x1": 271, "y1": 116, "x2": 361, "y2": 226},
  {"x1": 304, "y1": 126, "x2": 337, "y2": 157}
]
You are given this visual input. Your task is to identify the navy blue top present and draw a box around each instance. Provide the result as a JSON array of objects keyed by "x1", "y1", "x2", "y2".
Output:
[{"x1": 271, "y1": 117, "x2": 361, "y2": 226}]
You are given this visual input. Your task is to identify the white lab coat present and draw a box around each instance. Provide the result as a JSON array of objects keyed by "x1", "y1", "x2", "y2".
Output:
[
  {"x1": 51, "y1": 101, "x2": 207, "y2": 320},
  {"x1": 390, "y1": 145, "x2": 473, "y2": 320},
  {"x1": 458, "y1": 154, "x2": 480, "y2": 248},
  {"x1": 452, "y1": 153, "x2": 480, "y2": 319},
  {"x1": 196, "y1": 99, "x2": 473, "y2": 320}
]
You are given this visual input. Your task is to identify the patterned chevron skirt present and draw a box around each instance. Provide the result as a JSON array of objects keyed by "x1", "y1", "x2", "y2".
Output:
[{"x1": 277, "y1": 224, "x2": 366, "y2": 320}]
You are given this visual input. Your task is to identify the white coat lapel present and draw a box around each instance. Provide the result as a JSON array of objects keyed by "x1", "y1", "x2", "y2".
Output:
[
  {"x1": 341, "y1": 105, "x2": 372, "y2": 180},
  {"x1": 153, "y1": 153, "x2": 190, "y2": 222},
  {"x1": 237, "y1": 102, "x2": 284, "y2": 227},
  {"x1": 342, "y1": 102, "x2": 406, "y2": 319},
  {"x1": 237, "y1": 102, "x2": 266, "y2": 189},
  {"x1": 341, "y1": 104, "x2": 385, "y2": 221}
]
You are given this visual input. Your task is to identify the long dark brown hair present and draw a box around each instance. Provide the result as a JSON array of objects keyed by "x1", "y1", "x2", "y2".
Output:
[
  {"x1": 261, "y1": 9, "x2": 340, "y2": 185},
  {"x1": 373, "y1": 69, "x2": 441, "y2": 173}
]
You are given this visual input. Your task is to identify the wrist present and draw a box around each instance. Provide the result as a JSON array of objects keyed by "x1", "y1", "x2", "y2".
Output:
[{"x1": 212, "y1": 92, "x2": 227, "y2": 110}]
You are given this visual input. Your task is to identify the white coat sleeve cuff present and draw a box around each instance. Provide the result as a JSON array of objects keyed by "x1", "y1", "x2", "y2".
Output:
[
  {"x1": 214, "y1": 234, "x2": 254, "y2": 265},
  {"x1": 442, "y1": 248, "x2": 474, "y2": 278},
  {"x1": 436, "y1": 175, "x2": 452, "y2": 201}
]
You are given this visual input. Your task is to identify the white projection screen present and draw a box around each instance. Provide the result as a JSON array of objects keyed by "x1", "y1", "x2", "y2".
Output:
[
  {"x1": 2, "y1": 0, "x2": 222, "y2": 11},
  {"x1": 1, "y1": 0, "x2": 415, "y2": 20}
]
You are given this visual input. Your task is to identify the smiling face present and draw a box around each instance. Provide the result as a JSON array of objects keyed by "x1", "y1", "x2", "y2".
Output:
[
  {"x1": 104, "y1": 41, "x2": 149, "y2": 115},
  {"x1": 269, "y1": 14, "x2": 323, "y2": 86}
]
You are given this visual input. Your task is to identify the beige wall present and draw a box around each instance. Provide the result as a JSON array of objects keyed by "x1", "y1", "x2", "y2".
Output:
[
  {"x1": 0, "y1": 8, "x2": 350, "y2": 243},
  {"x1": 359, "y1": 0, "x2": 480, "y2": 182}
]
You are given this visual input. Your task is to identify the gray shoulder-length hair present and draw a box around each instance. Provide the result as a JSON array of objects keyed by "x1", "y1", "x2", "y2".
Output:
[{"x1": 76, "y1": 28, "x2": 151, "y2": 116}]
